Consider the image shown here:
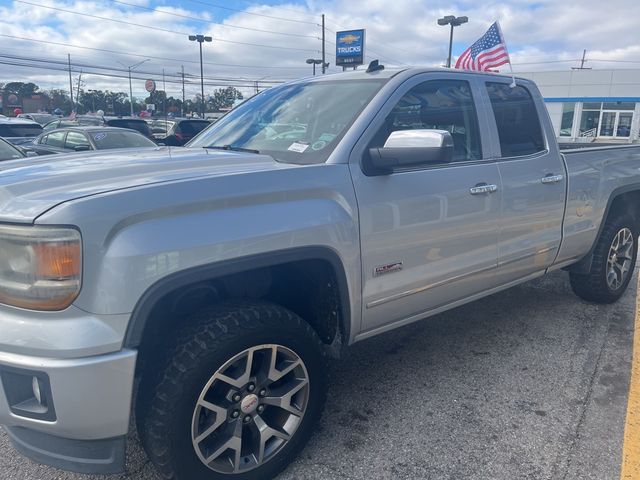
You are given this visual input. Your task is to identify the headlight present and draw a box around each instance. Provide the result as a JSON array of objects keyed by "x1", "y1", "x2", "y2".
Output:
[{"x1": 0, "y1": 224, "x2": 81, "y2": 310}]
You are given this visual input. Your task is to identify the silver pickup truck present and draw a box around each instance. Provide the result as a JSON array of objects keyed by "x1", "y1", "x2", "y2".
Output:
[{"x1": 0, "y1": 67, "x2": 639, "y2": 480}]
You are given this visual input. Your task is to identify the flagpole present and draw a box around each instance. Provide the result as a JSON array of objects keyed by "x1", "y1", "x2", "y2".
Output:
[{"x1": 495, "y1": 21, "x2": 517, "y2": 87}]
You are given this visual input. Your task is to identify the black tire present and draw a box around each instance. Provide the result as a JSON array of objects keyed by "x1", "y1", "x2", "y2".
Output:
[
  {"x1": 570, "y1": 213, "x2": 638, "y2": 303},
  {"x1": 137, "y1": 300, "x2": 327, "y2": 480}
]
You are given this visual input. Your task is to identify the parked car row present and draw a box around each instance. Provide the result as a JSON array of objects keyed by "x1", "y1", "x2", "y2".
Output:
[
  {"x1": 0, "y1": 116, "x2": 213, "y2": 159},
  {"x1": 25, "y1": 126, "x2": 158, "y2": 155}
]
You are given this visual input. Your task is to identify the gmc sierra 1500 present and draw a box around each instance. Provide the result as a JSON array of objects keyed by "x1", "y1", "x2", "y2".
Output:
[{"x1": 0, "y1": 66, "x2": 639, "y2": 480}]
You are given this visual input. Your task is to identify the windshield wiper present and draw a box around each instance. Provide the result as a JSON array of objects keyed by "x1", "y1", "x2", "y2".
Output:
[{"x1": 204, "y1": 144, "x2": 260, "y2": 154}]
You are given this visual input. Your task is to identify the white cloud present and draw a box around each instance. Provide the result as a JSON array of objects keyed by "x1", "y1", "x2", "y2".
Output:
[{"x1": 0, "y1": 0, "x2": 638, "y2": 100}]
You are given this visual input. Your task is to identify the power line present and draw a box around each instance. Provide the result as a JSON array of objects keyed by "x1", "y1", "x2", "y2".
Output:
[
  {"x1": 182, "y1": 0, "x2": 319, "y2": 25},
  {"x1": 0, "y1": 34, "x2": 309, "y2": 71},
  {"x1": 587, "y1": 59, "x2": 640, "y2": 64},
  {"x1": 0, "y1": 58, "x2": 278, "y2": 90},
  {"x1": 109, "y1": 0, "x2": 321, "y2": 39},
  {"x1": 0, "y1": 53, "x2": 289, "y2": 84},
  {"x1": 229, "y1": 1, "x2": 321, "y2": 20},
  {"x1": 13, "y1": 0, "x2": 321, "y2": 53}
]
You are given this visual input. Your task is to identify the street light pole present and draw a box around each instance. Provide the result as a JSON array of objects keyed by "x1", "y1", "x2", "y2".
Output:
[
  {"x1": 438, "y1": 15, "x2": 468, "y2": 68},
  {"x1": 189, "y1": 34, "x2": 212, "y2": 118},
  {"x1": 306, "y1": 58, "x2": 323, "y2": 76}
]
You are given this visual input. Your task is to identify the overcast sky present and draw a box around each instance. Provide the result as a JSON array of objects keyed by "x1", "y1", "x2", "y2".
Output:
[{"x1": 0, "y1": 0, "x2": 638, "y2": 99}]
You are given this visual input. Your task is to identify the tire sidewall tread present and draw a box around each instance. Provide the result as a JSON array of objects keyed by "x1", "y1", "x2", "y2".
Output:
[
  {"x1": 570, "y1": 213, "x2": 638, "y2": 304},
  {"x1": 137, "y1": 300, "x2": 327, "y2": 480}
]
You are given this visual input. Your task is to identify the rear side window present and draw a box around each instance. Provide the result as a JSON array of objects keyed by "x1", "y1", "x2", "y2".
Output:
[
  {"x1": 177, "y1": 121, "x2": 210, "y2": 136},
  {"x1": 486, "y1": 82, "x2": 545, "y2": 157},
  {"x1": 43, "y1": 131, "x2": 66, "y2": 147},
  {"x1": 0, "y1": 124, "x2": 43, "y2": 137},
  {"x1": 107, "y1": 120, "x2": 151, "y2": 137}
]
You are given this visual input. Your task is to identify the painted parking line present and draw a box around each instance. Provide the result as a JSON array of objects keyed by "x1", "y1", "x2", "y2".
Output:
[{"x1": 621, "y1": 275, "x2": 640, "y2": 480}]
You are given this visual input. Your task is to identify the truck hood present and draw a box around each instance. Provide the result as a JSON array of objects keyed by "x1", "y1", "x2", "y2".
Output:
[{"x1": 0, "y1": 147, "x2": 292, "y2": 223}]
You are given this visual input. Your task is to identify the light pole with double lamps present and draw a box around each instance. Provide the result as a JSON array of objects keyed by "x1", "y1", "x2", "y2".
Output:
[
  {"x1": 189, "y1": 34, "x2": 212, "y2": 118},
  {"x1": 437, "y1": 15, "x2": 468, "y2": 68}
]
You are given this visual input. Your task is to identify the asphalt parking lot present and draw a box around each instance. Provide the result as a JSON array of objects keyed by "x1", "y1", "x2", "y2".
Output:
[{"x1": 1, "y1": 267, "x2": 637, "y2": 480}]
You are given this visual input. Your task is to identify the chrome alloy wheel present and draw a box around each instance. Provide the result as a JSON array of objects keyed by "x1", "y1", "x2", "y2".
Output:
[
  {"x1": 191, "y1": 344, "x2": 310, "y2": 474},
  {"x1": 606, "y1": 227, "x2": 635, "y2": 290}
]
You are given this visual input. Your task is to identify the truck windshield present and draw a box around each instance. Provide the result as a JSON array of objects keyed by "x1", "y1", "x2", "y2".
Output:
[{"x1": 188, "y1": 79, "x2": 386, "y2": 164}]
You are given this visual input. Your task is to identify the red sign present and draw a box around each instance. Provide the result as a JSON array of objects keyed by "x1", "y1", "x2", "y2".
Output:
[{"x1": 145, "y1": 79, "x2": 156, "y2": 93}]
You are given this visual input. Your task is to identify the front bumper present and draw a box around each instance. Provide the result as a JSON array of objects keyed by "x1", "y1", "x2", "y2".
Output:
[{"x1": 0, "y1": 348, "x2": 137, "y2": 474}]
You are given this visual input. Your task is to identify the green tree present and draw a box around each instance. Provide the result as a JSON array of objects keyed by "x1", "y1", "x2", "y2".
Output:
[
  {"x1": 3, "y1": 82, "x2": 40, "y2": 97},
  {"x1": 206, "y1": 87, "x2": 243, "y2": 112}
]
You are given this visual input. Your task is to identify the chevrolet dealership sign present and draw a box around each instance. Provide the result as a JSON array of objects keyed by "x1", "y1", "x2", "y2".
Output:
[{"x1": 336, "y1": 29, "x2": 365, "y2": 67}]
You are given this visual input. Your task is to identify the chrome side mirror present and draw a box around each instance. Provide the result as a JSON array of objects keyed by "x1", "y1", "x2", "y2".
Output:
[{"x1": 365, "y1": 129, "x2": 454, "y2": 176}]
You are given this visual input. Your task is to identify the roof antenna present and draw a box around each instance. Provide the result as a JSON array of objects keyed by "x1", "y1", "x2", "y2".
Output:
[{"x1": 366, "y1": 60, "x2": 385, "y2": 73}]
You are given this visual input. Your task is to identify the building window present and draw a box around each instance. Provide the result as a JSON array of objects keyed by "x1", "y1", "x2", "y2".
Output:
[
  {"x1": 579, "y1": 101, "x2": 637, "y2": 138},
  {"x1": 579, "y1": 103, "x2": 601, "y2": 137},
  {"x1": 560, "y1": 103, "x2": 575, "y2": 137}
]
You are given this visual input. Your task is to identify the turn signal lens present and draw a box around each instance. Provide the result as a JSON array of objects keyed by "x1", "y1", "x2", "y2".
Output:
[{"x1": 34, "y1": 243, "x2": 82, "y2": 278}]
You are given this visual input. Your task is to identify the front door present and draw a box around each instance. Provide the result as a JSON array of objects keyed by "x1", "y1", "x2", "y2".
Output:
[{"x1": 350, "y1": 75, "x2": 502, "y2": 334}]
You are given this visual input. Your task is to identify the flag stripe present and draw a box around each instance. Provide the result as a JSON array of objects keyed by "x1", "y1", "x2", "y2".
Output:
[{"x1": 454, "y1": 21, "x2": 511, "y2": 72}]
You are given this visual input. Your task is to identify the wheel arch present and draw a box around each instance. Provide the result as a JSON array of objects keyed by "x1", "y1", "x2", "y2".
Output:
[
  {"x1": 566, "y1": 184, "x2": 640, "y2": 274},
  {"x1": 124, "y1": 246, "x2": 352, "y2": 359}
]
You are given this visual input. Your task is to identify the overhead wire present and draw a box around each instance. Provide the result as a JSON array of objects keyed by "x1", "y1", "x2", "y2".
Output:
[
  {"x1": 109, "y1": 0, "x2": 320, "y2": 39},
  {"x1": 0, "y1": 58, "x2": 277, "y2": 89},
  {"x1": 182, "y1": 0, "x2": 319, "y2": 25},
  {"x1": 13, "y1": 0, "x2": 322, "y2": 53},
  {"x1": 0, "y1": 33, "x2": 310, "y2": 71},
  {"x1": 0, "y1": 53, "x2": 289, "y2": 84}
]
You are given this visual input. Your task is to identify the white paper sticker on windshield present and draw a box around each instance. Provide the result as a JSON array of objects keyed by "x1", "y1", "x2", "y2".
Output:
[{"x1": 287, "y1": 142, "x2": 309, "y2": 153}]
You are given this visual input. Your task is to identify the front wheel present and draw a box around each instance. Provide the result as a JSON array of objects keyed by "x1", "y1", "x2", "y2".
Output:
[
  {"x1": 137, "y1": 301, "x2": 327, "y2": 480},
  {"x1": 570, "y1": 213, "x2": 638, "y2": 303}
]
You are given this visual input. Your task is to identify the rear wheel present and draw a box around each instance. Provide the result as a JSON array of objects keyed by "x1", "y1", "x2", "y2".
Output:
[
  {"x1": 570, "y1": 213, "x2": 638, "y2": 303},
  {"x1": 137, "y1": 301, "x2": 327, "y2": 480}
]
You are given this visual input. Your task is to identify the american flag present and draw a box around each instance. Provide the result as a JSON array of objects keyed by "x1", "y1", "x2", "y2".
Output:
[{"x1": 455, "y1": 22, "x2": 510, "y2": 71}]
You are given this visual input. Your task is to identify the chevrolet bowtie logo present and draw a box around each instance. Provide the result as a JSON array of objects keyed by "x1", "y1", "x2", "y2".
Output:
[{"x1": 340, "y1": 34, "x2": 360, "y2": 44}]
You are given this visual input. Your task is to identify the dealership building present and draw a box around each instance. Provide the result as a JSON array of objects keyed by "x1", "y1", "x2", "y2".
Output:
[{"x1": 517, "y1": 69, "x2": 640, "y2": 144}]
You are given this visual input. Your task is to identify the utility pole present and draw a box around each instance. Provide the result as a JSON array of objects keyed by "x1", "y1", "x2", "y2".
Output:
[
  {"x1": 321, "y1": 14, "x2": 326, "y2": 74},
  {"x1": 572, "y1": 49, "x2": 591, "y2": 70},
  {"x1": 118, "y1": 59, "x2": 150, "y2": 117},
  {"x1": 181, "y1": 65, "x2": 185, "y2": 116},
  {"x1": 75, "y1": 70, "x2": 83, "y2": 112},
  {"x1": 162, "y1": 68, "x2": 166, "y2": 117},
  {"x1": 68, "y1": 54, "x2": 74, "y2": 111},
  {"x1": 255, "y1": 80, "x2": 259, "y2": 94}
]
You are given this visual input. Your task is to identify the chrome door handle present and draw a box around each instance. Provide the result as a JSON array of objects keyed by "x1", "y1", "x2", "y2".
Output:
[
  {"x1": 541, "y1": 174, "x2": 564, "y2": 184},
  {"x1": 469, "y1": 184, "x2": 498, "y2": 195}
]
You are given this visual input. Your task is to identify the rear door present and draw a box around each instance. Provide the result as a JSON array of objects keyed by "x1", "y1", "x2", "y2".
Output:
[
  {"x1": 350, "y1": 73, "x2": 503, "y2": 334},
  {"x1": 482, "y1": 81, "x2": 566, "y2": 284}
]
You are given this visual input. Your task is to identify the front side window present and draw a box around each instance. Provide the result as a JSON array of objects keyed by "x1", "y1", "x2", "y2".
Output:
[
  {"x1": 486, "y1": 82, "x2": 545, "y2": 157},
  {"x1": 188, "y1": 79, "x2": 387, "y2": 164},
  {"x1": 370, "y1": 79, "x2": 482, "y2": 162}
]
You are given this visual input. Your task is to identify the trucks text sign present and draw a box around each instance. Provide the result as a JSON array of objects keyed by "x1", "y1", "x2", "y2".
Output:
[{"x1": 336, "y1": 29, "x2": 365, "y2": 67}]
